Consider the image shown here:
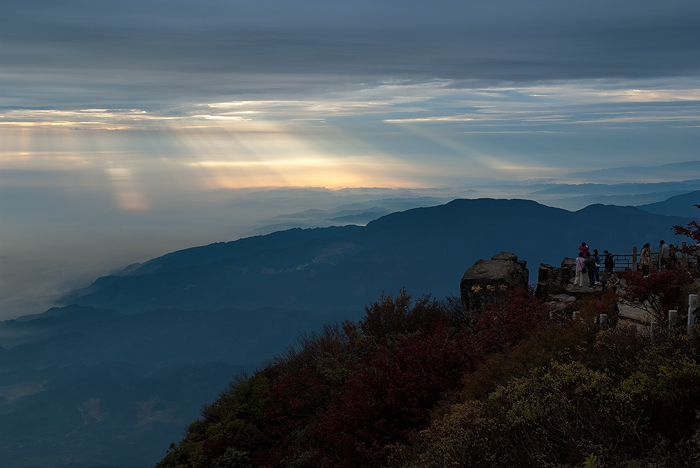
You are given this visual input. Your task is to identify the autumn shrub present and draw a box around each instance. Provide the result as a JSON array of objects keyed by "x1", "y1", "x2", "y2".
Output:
[
  {"x1": 157, "y1": 288, "x2": 570, "y2": 468},
  {"x1": 621, "y1": 269, "x2": 695, "y2": 325},
  {"x1": 254, "y1": 368, "x2": 331, "y2": 467},
  {"x1": 357, "y1": 289, "x2": 455, "y2": 341},
  {"x1": 156, "y1": 375, "x2": 269, "y2": 468},
  {"x1": 260, "y1": 322, "x2": 358, "y2": 382},
  {"x1": 473, "y1": 287, "x2": 556, "y2": 354},
  {"x1": 252, "y1": 323, "x2": 368, "y2": 467},
  {"x1": 402, "y1": 360, "x2": 633, "y2": 468},
  {"x1": 249, "y1": 291, "x2": 486, "y2": 468},
  {"x1": 292, "y1": 321, "x2": 479, "y2": 468},
  {"x1": 401, "y1": 324, "x2": 700, "y2": 468},
  {"x1": 673, "y1": 204, "x2": 700, "y2": 243},
  {"x1": 457, "y1": 321, "x2": 597, "y2": 403},
  {"x1": 608, "y1": 329, "x2": 700, "y2": 445},
  {"x1": 577, "y1": 290, "x2": 619, "y2": 326},
  {"x1": 587, "y1": 324, "x2": 651, "y2": 379},
  {"x1": 211, "y1": 447, "x2": 252, "y2": 468}
]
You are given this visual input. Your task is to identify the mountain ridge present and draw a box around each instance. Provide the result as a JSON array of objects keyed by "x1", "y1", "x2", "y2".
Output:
[
  {"x1": 636, "y1": 190, "x2": 700, "y2": 218},
  {"x1": 62, "y1": 197, "x2": 693, "y2": 315}
]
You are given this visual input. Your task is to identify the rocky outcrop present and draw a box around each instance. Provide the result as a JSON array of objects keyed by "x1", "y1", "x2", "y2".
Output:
[
  {"x1": 460, "y1": 252, "x2": 529, "y2": 318},
  {"x1": 536, "y1": 256, "x2": 609, "y2": 301},
  {"x1": 535, "y1": 257, "x2": 576, "y2": 299}
]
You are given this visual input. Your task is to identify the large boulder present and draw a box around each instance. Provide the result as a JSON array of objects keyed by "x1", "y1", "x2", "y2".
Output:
[{"x1": 460, "y1": 252, "x2": 529, "y2": 317}]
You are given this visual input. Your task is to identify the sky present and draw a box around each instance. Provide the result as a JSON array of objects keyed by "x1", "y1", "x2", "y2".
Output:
[{"x1": 1, "y1": 0, "x2": 700, "y2": 319}]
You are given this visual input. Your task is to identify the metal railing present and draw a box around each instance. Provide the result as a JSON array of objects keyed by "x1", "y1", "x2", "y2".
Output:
[
  {"x1": 611, "y1": 243, "x2": 698, "y2": 273},
  {"x1": 611, "y1": 254, "x2": 633, "y2": 272}
]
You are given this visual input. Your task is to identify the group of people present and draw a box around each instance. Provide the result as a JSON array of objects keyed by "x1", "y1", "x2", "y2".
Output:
[
  {"x1": 639, "y1": 240, "x2": 697, "y2": 277},
  {"x1": 573, "y1": 239, "x2": 700, "y2": 295},
  {"x1": 575, "y1": 242, "x2": 619, "y2": 292}
]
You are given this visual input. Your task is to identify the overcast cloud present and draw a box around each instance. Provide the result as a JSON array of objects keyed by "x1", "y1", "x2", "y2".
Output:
[
  {"x1": 1, "y1": 0, "x2": 699, "y2": 319},
  {"x1": 2, "y1": 0, "x2": 700, "y2": 108}
]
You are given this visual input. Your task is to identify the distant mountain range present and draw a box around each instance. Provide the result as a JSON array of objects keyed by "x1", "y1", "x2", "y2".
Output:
[
  {"x1": 564, "y1": 161, "x2": 700, "y2": 184},
  {"x1": 63, "y1": 198, "x2": 694, "y2": 315},
  {"x1": 523, "y1": 179, "x2": 700, "y2": 211},
  {"x1": 245, "y1": 195, "x2": 450, "y2": 235},
  {"x1": 637, "y1": 190, "x2": 700, "y2": 218},
  {"x1": 2, "y1": 196, "x2": 697, "y2": 468}
]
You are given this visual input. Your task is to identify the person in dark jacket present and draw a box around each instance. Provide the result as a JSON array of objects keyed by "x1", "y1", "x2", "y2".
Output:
[
  {"x1": 603, "y1": 250, "x2": 614, "y2": 272},
  {"x1": 593, "y1": 249, "x2": 601, "y2": 284},
  {"x1": 660, "y1": 240, "x2": 669, "y2": 270},
  {"x1": 640, "y1": 243, "x2": 651, "y2": 277},
  {"x1": 585, "y1": 252, "x2": 596, "y2": 288}
]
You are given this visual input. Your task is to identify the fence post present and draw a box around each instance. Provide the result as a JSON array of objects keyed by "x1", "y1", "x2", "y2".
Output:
[
  {"x1": 669, "y1": 310, "x2": 678, "y2": 330},
  {"x1": 688, "y1": 294, "x2": 699, "y2": 333},
  {"x1": 632, "y1": 245, "x2": 638, "y2": 271}
]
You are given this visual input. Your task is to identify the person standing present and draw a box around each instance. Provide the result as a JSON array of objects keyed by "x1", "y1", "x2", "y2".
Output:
[
  {"x1": 668, "y1": 243, "x2": 677, "y2": 269},
  {"x1": 575, "y1": 252, "x2": 586, "y2": 287},
  {"x1": 593, "y1": 249, "x2": 601, "y2": 284},
  {"x1": 603, "y1": 250, "x2": 614, "y2": 273},
  {"x1": 660, "y1": 240, "x2": 670, "y2": 270},
  {"x1": 640, "y1": 243, "x2": 651, "y2": 277},
  {"x1": 585, "y1": 252, "x2": 596, "y2": 288}
]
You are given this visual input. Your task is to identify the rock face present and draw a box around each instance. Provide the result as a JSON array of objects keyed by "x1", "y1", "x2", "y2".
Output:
[
  {"x1": 460, "y1": 252, "x2": 529, "y2": 317},
  {"x1": 535, "y1": 257, "x2": 576, "y2": 299}
]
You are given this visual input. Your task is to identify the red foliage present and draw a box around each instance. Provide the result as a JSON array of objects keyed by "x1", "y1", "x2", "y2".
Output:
[
  {"x1": 673, "y1": 204, "x2": 700, "y2": 243},
  {"x1": 621, "y1": 269, "x2": 695, "y2": 321},
  {"x1": 256, "y1": 368, "x2": 330, "y2": 466},
  {"x1": 264, "y1": 368, "x2": 329, "y2": 426},
  {"x1": 310, "y1": 322, "x2": 481, "y2": 468},
  {"x1": 201, "y1": 438, "x2": 233, "y2": 461},
  {"x1": 358, "y1": 290, "x2": 449, "y2": 341},
  {"x1": 473, "y1": 287, "x2": 555, "y2": 354},
  {"x1": 231, "y1": 289, "x2": 556, "y2": 468}
]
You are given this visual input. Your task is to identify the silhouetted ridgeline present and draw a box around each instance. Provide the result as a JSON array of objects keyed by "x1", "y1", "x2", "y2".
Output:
[
  {"x1": 638, "y1": 189, "x2": 700, "y2": 218},
  {"x1": 63, "y1": 198, "x2": 690, "y2": 314}
]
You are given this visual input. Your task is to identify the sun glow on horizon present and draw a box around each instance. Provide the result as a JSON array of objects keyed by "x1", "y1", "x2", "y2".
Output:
[
  {"x1": 0, "y1": 113, "x2": 441, "y2": 205},
  {"x1": 3, "y1": 77, "x2": 699, "y2": 206}
]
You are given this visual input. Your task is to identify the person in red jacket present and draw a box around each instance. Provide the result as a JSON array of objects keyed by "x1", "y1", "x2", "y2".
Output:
[{"x1": 578, "y1": 242, "x2": 590, "y2": 257}]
